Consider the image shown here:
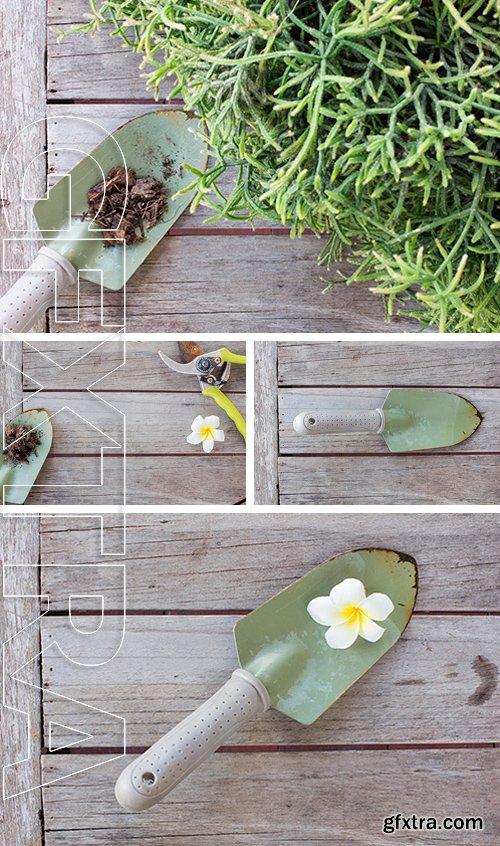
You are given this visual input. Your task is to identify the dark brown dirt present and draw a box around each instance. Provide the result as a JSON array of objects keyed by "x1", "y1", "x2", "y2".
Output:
[
  {"x1": 3, "y1": 424, "x2": 41, "y2": 465},
  {"x1": 83, "y1": 166, "x2": 168, "y2": 247}
]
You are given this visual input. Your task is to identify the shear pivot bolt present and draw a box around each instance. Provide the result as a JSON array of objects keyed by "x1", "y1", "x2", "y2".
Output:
[{"x1": 196, "y1": 357, "x2": 212, "y2": 373}]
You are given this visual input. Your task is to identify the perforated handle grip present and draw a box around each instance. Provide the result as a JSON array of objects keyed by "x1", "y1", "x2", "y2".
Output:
[
  {"x1": 293, "y1": 409, "x2": 384, "y2": 435},
  {"x1": 115, "y1": 670, "x2": 270, "y2": 813},
  {"x1": 0, "y1": 247, "x2": 77, "y2": 332}
]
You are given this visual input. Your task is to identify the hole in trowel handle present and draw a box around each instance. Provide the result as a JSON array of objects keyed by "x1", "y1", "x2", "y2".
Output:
[
  {"x1": 142, "y1": 772, "x2": 156, "y2": 786},
  {"x1": 306, "y1": 416, "x2": 316, "y2": 427}
]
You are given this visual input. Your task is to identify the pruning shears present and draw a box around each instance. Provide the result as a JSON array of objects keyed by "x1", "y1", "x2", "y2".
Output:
[{"x1": 158, "y1": 342, "x2": 246, "y2": 441}]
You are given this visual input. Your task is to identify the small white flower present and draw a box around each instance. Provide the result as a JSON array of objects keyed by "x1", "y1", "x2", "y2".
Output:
[
  {"x1": 307, "y1": 577, "x2": 394, "y2": 650},
  {"x1": 187, "y1": 415, "x2": 225, "y2": 453}
]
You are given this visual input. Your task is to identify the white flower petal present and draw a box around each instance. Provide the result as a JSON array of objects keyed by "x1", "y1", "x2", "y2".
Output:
[
  {"x1": 307, "y1": 596, "x2": 338, "y2": 627},
  {"x1": 204, "y1": 415, "x2": 220, "y2": 429},
  {"x1": 213, "y1": 429, "x2": 225, "y2": 442},
  {"x1": 191, "y1": 415, "x2": 204, "y2": 432},
  {"x1": 358, "y1": 592, "x2": 394, "y2": 621},
  {"x1": 187, "y1": 431, "x2": 203, "y2": 444},
  {"x1": 359, "y1": 615, "x2": 386, "y2": 643},
  {"x1": 329, "y1": 577, "x2": 366, "y2": 609},
  {"x1": 325, "y1": 617, "x2": 360, "y2": 649},
  {"x1": 202, "y1": 434, "x2": 214, "y2": 453}
]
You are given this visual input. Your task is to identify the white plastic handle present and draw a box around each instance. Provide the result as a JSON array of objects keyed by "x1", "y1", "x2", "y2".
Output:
[
  {"x1": 115, "y1": 669, "x2": 270, "y2": 813},
  {"x1": 0, "y1": 246, "x2": 77, "y2": 332},
  {"x1": 293, "y1": 408, "x2": 385, "y2": 435}
]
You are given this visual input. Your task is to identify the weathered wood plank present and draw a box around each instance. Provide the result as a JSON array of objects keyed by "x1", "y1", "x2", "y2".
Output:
[
  {"x1": 0, "y1": 4, "x2": 45, "y2": 843},
  {"x1": 22, "y1": 339, "x2": 246, "y2": 391},
  {"x1": 23, "y1": 391, "x2": 246, "y2": 454},
  {"x1": 41, "y1": 615, "x2": 500, "y2": 748},
  {"x1": 278, "y1": 341, "x2": 500, "y2": 386},
  {"x1": 0, "y1": 517, "x2": 42, "y2": 846},
  {"x1": 254, "y1": 343, "x2": 279, "y2": 504},
  {"x1": 46, "y1": 105, "x2": 282, "y2": 232},
  {"x1": 42, "y1": 750, "x2": 500, "y2": 844},
  {"x1": 278, "y1": 455, "x2": 500, "y2": 504},
  {"x1": 39, "y1": 513, "x2": 500, "y2": 612},
  {"x1": 47, "y1": 26, "x2": 148, "y2": 101},
  {"x1": 26, "y1": 455, "x2": 245, "y2": 504},
  {"x1": 279, "y1": 388, "x2": 498, "y2": 455},
  {"x1": 47, "y1": 234, "x2": 422, "y2": 332}
]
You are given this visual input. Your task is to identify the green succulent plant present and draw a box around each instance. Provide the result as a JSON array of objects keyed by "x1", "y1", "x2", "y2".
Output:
[{"x1": 72, "y1": 0, "x2": 500, "y2": 331}]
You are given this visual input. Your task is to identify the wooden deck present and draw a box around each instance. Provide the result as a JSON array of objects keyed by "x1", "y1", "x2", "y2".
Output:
[
  {"x1": 3, "y1": 338, "x2": 246, "y2": 505},
  {"x1": 255, "y1": 341, "x2": 500, "y2": 504},
  {"x1": 1, "y1": 513, "x2": 498, "y2": 845}
]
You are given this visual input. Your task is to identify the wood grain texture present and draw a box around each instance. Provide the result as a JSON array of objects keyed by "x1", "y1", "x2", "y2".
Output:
[
  {"x1": 0, "y1": 517, "x2": 42, "y2": 846},
  {"x1": 23, "y1": 391, "x2": 245, "y2": 454},
  {"x1": 47, "y1": 234, "x2": 413, "y2": 333},
  {"x1": 42, "y1": 750, "x2": 500, "y2": 844},
  {"x1": 0, "y1": 1, "x2": 45, "y2": 841},
  {"x1": 254, "y1": 343, "x2": 279, "y2": 504},
  {"x1": 39, "y1": 513, "x2": 500, "y2": 612},
  {"x1": 47, "y1": 26, "x2": 154, "y2": 101},
  {"x1": 279, "y1": 388, "x2": 498, "y2": 455},
  {"x1": 41, "y1": 614, "x2": 500, "y2": 748},
  {"x1": 278, "y1": 341, "x2": 500, "y2": 386},
  {"x1": 278, "y1": 454, "x2": 500, "y2": 504},
  {"x1": 21, "y1": 339, "x2": 246, "y2": 391},
  {"x1": 25, "y1": 454, "x2": 245, "y2": 505},
  {"x1": 1, "y1": 0, "x2": 46, "y2": 332}
]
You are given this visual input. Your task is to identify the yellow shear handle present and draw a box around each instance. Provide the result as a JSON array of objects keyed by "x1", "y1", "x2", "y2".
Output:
[
  {"x1": 219, "y1": 347, "x2": 247, "y2": 365},
  {"x1": 202, "y1": 386, "x2": 246, "y2": 442}
]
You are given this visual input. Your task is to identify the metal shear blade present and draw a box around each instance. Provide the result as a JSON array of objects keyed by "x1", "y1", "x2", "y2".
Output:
[{"x1": 158, "y1": 349, "x2": 230, "y2": 389}]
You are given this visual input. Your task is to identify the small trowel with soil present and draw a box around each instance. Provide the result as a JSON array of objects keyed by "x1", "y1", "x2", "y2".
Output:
[
  {"x1": 0, "y1": 111, "x2": 207, "y2": 331},
  {"x1": 115, "y1": 547, "x2": 417, "y2": 812},
  {"x1": 1, "y1": 409, "x2": 53, "y2": 504},
  {"x1": 293, "y1": 389, "x2": 482, "y2": 452}
]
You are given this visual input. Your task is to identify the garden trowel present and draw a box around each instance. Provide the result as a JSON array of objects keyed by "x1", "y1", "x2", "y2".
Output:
[
  {"x1": 0, "y1": 111, "x2": 207, "y2": 331},
  {"x1": 115, "y1": 547, "x2": 417, "y2": 812},
  {"x1": 1, "y1": 409, "x2": 53, "y2": 504},
  {"x1": 293, "y1": 389, "x2": 481, "y2": 452}
]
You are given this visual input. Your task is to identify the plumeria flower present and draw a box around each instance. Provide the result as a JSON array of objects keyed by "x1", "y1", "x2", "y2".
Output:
[
  {"x1": 187, "y1": 415, "x2": 225, "y2": 453},
  {"x1": 307, "y1": 577, "x2": 394, "y2": 650}
]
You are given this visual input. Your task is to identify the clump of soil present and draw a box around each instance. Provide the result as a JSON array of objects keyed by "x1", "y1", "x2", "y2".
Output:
[
  {"x1": 83, "y1": 166, "x2": 168, "y2": 247},
  {"x1": 3, "y1": 424, "x2": 41, "y2": 465}
]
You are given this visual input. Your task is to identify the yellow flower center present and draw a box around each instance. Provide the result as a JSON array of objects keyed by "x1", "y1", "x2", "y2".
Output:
[
  {"x1": 342, "y1": 604, "x2": 369, "y2": 624},
  {"x1": 201, "y1": 425, "x2": 215, "y2": 439}
]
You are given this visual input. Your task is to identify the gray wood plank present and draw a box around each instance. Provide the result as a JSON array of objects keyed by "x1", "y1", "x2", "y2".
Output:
[
  {"x1": 21, "y1": 339, "x2": 246, "y2": 391},
  {"x1": 41, "y1": 615, "x2": 500, "y2": 747},
  {"x1": 39, "y1": 513, "x2": 500, "y2": 612},
  {"x1": 254, "y1": 342, "x2": 279, "y2": 504},
  {"x1": 42, "y1": 750, "x2": 499, "y2": 844},
  {"x1": 47, "y1": 26, "x2": 149, "y2": 101},
  {"x1": 23, "y1": 391, "x2": 246, "y2": 454},
  {"x1": 47, "y1": 234, "x2": 422, "y2": 333},
  {"x1": 0, "y1": 517, "x2": 42, "y2": 846},
  {"x1": 278, "y1": 341, "x2": 500, "y2": 386},
  {"x1": 278, "y1": 455, "x2": 500, "y2": 504},
  {"x1": 279, "y1": 388, "x2": 499, "y2": 455},
  {"x1": 0, "y1": 3, "x2": 45, "y2": 840},
  {"x1": 25, "y1": 455, "x2": 245, "y2": 505}
]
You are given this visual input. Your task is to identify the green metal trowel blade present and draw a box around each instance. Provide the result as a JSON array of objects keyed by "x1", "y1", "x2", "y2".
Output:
[
  {"x1": 382, "y1": 389, "x2": 481, "y2": 453},
  {"x1": 2, "y1": 409, "x2": 53, "y2": 504},
  {"x1": 34, "y1": 110, "x2": 208, "y2": 291},
  {"x1": 234, "y1": 548, "x2": 417, "y2": 726}
]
